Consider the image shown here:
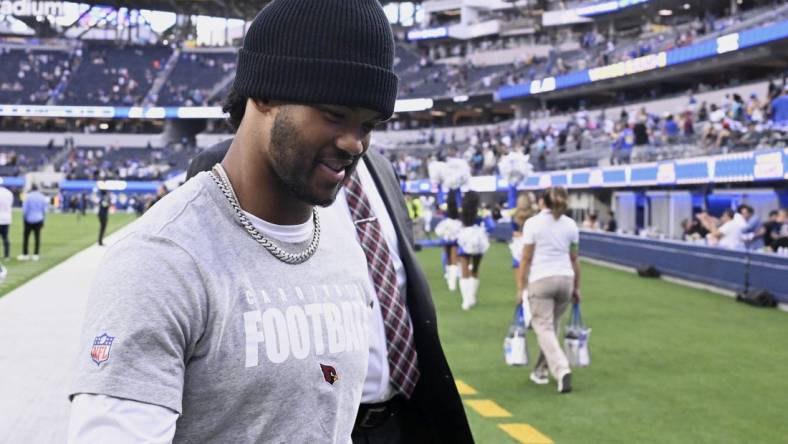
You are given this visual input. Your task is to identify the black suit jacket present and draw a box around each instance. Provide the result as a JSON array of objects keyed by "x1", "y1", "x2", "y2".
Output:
[{"x1": 186, "y1": 140, "x2": 474, "y2": 444}]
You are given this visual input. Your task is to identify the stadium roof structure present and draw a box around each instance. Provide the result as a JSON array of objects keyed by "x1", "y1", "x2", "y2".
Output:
[{"x1": 75, "y1": 0, "x2": 418, "y2": 20}]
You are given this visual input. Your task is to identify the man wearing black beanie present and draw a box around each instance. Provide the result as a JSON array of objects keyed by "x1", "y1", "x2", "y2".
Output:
[
  {"x1": 186, "y1": 1, "x2": 474, "y2": 443},
  {"x1": 68, "y1": 0, "x2": 473, "y2": 443}
]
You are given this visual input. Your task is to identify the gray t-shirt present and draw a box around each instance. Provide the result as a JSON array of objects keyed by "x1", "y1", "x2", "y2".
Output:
[{"x1": 70, "y1": 172, "x2": 373, "y2": 443}]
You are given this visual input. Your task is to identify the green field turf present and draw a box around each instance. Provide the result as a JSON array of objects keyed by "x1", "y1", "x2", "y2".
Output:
[
  {"x1": 417, "y1": 243, "x2": 788, "y2": 444},
  {"x1": 0, "y1": 210, "x2": 137, "y2": 297}
]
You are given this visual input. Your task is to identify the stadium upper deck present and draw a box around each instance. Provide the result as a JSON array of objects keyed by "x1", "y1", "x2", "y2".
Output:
[{"x1": 1, "y1": 0, "x2": 787, "y2": 179}]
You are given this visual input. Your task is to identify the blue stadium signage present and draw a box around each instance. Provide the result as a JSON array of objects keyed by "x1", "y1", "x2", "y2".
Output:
[
  {"x1": 401, "y1": 149, "x2": 787, "y2": 193},
  {"x1": 497, "y1": 19, "x2": 788, "y2": 100}
]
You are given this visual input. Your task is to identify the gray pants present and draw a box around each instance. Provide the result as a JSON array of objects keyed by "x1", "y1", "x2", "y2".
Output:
[{"x1": 529, "y1": 276, "x2": 573, "y2": 379}]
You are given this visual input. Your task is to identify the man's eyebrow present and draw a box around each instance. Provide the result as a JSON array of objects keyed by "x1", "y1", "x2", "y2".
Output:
[{"x1": 322, "y1": 105, "x2": 386, "y2": 123}]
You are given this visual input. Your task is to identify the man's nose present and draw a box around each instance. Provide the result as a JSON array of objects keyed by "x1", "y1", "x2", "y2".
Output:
[{"x1": 335, "y1": 131, "x2": 365, "y2": 157}]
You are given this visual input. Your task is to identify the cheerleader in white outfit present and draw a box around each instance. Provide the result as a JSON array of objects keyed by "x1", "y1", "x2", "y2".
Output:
[
  {"x1": 457, "y1": 191, "x2": 490, "y2": 310},
  {"x1": 434, "y1": 189, "x2": 462, "y2": 291}
]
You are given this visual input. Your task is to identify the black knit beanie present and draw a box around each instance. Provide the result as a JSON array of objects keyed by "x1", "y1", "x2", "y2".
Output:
[{"x1": 233, "y1": 0, "x2": 398, "y2": 119}]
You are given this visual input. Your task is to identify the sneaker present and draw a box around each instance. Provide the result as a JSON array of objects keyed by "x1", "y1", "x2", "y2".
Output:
[
  {"x1": 32, "y1": 255, "x2": 40, "y2": 261},
  {"x1": 17, "y1": 254, "x2": 29, "y2": 261},
  {"x1": 529, "y1": 371, "x2": 549, "y2": 385},
  {"x1": 557, "y1": 372, "x2": 572, "y2": 394}
]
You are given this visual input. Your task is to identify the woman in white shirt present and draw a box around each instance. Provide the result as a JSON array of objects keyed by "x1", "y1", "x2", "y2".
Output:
[{"x1": 517, "y1": 187, "x2": 581, "y2": 394}]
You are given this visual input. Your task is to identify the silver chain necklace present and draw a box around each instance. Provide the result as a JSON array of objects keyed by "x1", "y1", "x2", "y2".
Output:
[{"x1": 208, "y1": 163, "x2": 320, "y2": 265}]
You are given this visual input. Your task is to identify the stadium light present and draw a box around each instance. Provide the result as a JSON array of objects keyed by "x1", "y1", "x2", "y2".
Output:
[
  {"x1": 453, "y1": 95, "x2": 469, "y2": 103},
  {"x1": 658, "y1": 9, "x2": 672, "y2": 16}
]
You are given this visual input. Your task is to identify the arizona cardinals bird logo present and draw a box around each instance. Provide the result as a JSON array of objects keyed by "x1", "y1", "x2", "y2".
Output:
[{"x1": 320, "y1": 364, "x2": 339, "y2": 385}]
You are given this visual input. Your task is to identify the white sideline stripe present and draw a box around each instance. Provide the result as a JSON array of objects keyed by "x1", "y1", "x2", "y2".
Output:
[
  {"x1": 0, "y1": 225, "x2": 135, "y2": 443},
  {"x1": 580, "y1": 256, "x2": 736, "y2": 298},
  {"x1": 580, "y1": 256, "x2": 636, "y2": 274}
]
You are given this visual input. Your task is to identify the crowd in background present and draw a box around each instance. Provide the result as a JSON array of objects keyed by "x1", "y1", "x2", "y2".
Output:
[
  {"x1": 683, "y1": 205, "x2": 788, "y2": 254},
  {"x1": 386, "y1": 77, "x2": 788, "y2": 181}
]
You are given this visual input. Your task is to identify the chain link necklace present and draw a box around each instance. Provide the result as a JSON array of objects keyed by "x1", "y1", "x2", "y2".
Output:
[{"x1": 209, "y1": 163, "x2": 321, "y2": 265}]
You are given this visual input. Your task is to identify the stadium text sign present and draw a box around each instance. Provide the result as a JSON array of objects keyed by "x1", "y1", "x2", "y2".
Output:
[{"x1": 0, "y1": 0, "x2": 65, "y2": 17}]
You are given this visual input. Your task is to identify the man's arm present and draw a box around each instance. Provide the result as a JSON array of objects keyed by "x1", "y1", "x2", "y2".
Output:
[
  {"x1": 570, "y1": 243, "x2": 581, "y2": 304},
  {"x1": 68, "y1": 394, "x2": 178, "y2": 444},
  {"x1": 516, "y1": 244, "x2": 534, "y2": 303},
  {"x1": 69, "y1": 234, "x2": 206, "y2": 437}
]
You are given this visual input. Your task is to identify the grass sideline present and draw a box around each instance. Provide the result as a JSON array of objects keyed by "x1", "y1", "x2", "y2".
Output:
[
  {"x1": 0, "y1": 210, "x2": 137, "y2": 297},
  {"x1": 417, "y1": 243, "x2": 788, "y2": 444}
]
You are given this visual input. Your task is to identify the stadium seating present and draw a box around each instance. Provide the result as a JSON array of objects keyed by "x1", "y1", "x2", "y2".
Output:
[
  {"x1": 156, "y1": 51, "x2": 237, "y2": 106},
  {"x1": 0, "y1": 48, "x2": 72, "y2": 105},
  {"x1": 58, "y1": 43, "x2": 171, "y2": 106},
  {"x1": 0, "y1": 145, "x2": 60, "y2": 175}
]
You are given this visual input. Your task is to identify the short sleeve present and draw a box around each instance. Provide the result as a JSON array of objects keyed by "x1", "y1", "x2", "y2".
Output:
[
  {"x1": 570, "y1": 222, "x2": 580, "y2": 245},
  {"x1": 521, "y1": 220, "x2": 535, "y2": 244},
  {"x1": 69, "y1": 233, "x2": 207, "y2": 414}
]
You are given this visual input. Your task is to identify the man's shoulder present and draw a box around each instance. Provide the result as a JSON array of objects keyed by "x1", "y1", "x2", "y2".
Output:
[{"x1": 126, "y1": 175, "x2": 219, "y2": 247}]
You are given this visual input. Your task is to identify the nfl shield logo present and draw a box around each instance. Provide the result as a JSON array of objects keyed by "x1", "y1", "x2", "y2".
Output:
[{"x1": 91, "y1": 333, "x2": 115, "y2": 366}]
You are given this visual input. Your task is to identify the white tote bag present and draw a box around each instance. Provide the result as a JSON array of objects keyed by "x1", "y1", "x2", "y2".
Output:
[
  {"x1": 504, "y1": 304, "x2": 529, "y2": 366},
  {"x1": 564, "y1": 303, "x2": 591, "y2": 368}
]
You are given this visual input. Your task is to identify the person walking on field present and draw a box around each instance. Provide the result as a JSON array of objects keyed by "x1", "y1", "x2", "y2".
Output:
[
  {"x1": 18, "y1": 184, "x2": 48, "y2": 261},
  {"x1": 0, "y1": 185, "x2": 13, "y2": 260},
  {"x1": 517, "y1": 187, "x2": 582, "y2": 394},
  {"x1": 97, "y1": 190, "x2": 110, "y2": 246}
]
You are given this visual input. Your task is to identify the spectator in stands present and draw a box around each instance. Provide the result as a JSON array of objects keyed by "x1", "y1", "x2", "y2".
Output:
[
  {"x1": 633, "y1": 114, "x2": 650, "y2": 147},
  {"x1": 662, "y1": 114, "x2": 680, "y2": 144},
  {"x1": 517, "y1": 187, "x2": 580, "y2": 393},
  {"x1": 697, "y1": 101, "x2": 709, "y2": 122},
  {"x1": 771, "y1": 209, "x2": 788, "y2": 252},
  {"x1": 605, "y1": 211, "x2": 617, "y2": 233},
  {"x1": 747, "y1": 93, "x2": 764, "y2": 123},
  {"x1": 730, "y1": 94, "x2": 746, "y2": 122},
  {"x1": 762, "y1": 210, "x2": 781, "y2": 250},
  {"x1": 18, "y1": 184, "x2": 47, "y2": 261},
  {"x1": 0, "y1": 185, "x2": 12, "y2": 260},
  {"x1": 680, "y1": 110, "x2": 695, "y2": 140},
  {"x1": 582, "y1": 212, "x2": 600, "y2": 230},
  {"x1": 769, "y1": 84, "x2": 788, "y2": 130},
  {"x1": 611, "y1": 122, "x2": 634, "y2": 165},
  {"x1": 737, "y1": 204, "x2": 760, "y2": 236},
  {"x1": 682, "y1": 216, "x2": 709, "y2": 242},
  {"x1": 700, "y1": 208, "x2": 745, "y2": 250}
]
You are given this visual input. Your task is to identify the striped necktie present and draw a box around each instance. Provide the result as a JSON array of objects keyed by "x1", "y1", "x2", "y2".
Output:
[{"x1": 344, "y1": 171, "x2": 420, "y2": 397}]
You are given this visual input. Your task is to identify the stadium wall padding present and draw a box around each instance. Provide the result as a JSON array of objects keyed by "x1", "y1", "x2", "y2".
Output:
[{"x1": 579, "y1": 231, "x2": 788, "y2": 303}]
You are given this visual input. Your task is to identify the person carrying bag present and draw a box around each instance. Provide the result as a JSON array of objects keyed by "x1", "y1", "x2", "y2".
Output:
[{"x1": 516, "y1": 187, "x2": 582, "y2": 394}]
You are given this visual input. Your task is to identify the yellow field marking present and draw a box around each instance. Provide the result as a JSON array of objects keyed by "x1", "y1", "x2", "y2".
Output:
[
  {"x1": 464, "y1": 399, "x2": 512, "y2": 417},
  {"x1": 498, "y1": 423, "x2": 554, "y2": 444},
  {"x1": 455, "y1": 379, "x2": 478, "y2": 395}
]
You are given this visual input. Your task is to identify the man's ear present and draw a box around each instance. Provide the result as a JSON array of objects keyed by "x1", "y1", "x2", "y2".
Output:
[{"x1": 250, "y1": 98, "x2": 274, "y2": 115}]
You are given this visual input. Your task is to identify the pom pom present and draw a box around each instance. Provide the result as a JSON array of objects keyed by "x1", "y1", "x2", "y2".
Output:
[
  {"x1": 457, "y1": 226, "x2": 490, "y2": 255},
  {"x1": 498, "y1": 152, "x2": 533, "y2": 186}
]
